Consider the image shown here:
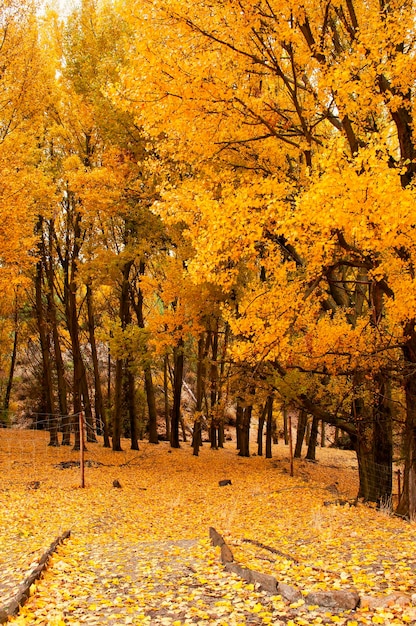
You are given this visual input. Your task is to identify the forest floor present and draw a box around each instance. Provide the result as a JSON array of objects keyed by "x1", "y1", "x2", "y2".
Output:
[{"x1": 0, "y1": 430, "x2": 415, "y2": 625}]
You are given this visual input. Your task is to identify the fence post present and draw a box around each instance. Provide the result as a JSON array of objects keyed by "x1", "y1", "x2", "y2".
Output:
[{"x1": 79, "y1": 411, "x2": 85, "y2": 488}]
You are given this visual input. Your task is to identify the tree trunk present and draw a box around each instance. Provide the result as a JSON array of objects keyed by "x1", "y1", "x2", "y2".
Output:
[
  {"x1": 3, "y1": 293, "x2": 18, "y2": 415},
  {"x1": 127, "y1": 367, "x2": 139, "y2": 450},
  {"x1": 112, "y1": 357, "x2": 123, "y2": 451},
  {"x1": 131, "y1": 260, "x2": 158, "y2": 443},
  {"x1": 265, "y1": 395, "x2": 273, "y2": 459},
  {"x1": 170, "y1": 338, "x2": 184, "y2": 448},
  {"x1": 397, "y1": 324, "x2": 416, "y2": 517},
  {"x1": 86, "y1": 283, "x2": 106, "y2": 441},
  {"x1": 257, "y1": 403, "x2": 266, "y2": 456},
  {"x1": 103, "y1": 341, "x2": 112, "y2": 446},
  {"x1": 294, "y1": 410, "x2": 307, "y2": 458},
  {"x1": 112, "y1": 261, "x2": 133, "y2": 451},
  {"x1": 193, "y1": 332, "x2": 209, "y2": 455},
  {"x1": 306, "y1": 416, "x2": 319, "y2": 461},
  {"x1": 236, "y1": 401, "x2": 243, "y2": 451},
  {"x1": 164, "y1": 355, "x2": 170, "y2": 441},
  {"x1": 35, "y1": 258, "x2": 58, "y2": 446},
  {"x1": 320, "y1": 420, "x2": 326, "y2": 447},
  {"x1": 210, "y1": 325, "x2": 219, "y2": 449},
  {"x1": 238, "y1": 405, "x2": 251, "y2": 457},
  {"x1": 144, "y1": 365, "x2": 158, "y2": 444},
  {"x1": 283, "y1": 406, "x2": 289, "y2": 445}
]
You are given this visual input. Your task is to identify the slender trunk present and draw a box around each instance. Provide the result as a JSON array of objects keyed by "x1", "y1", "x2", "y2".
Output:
[
  {"x1": 372, "y1": 371, "x2": 393, "y2": 503},
  {"x1": 397, "y1": 372, "x2": 416, "y2": 518},
  {"x1": 210, "y1": 325, "x2": 219, "y2": 449},
  {"x1": 86, "y1": 283, "x2": 105, "y2": 439},
  {"x1": 112, "y1": 261, "x2": 133, "y2": 451},
  {"x1": 236, "y1": 401, "x2": 243, "y2": 451},
  {"x1": 192, "y1": 419, "x2": 202, "y2": 456},
  {"x1": 193, "y1": 333, "x2": 209, "y2": 454},
  {"x1": 44, "y1": 222, "x2": 70, "y2": 445},
  {"x1": 144, "y1": 365, "x2": 158, "y2": 443},
  {"x1": 320, "y1": 420, "x2": 326, "y2": 447},
  {"x1": 127, "y1": 367, "x2": 139, "y2": 450},
  {"x1": 170, "y1": 338, "x2": 184, "y2": 448},
  {"x1": 283, "y1": 406, "x2": 289, "y2": 445},
  {"x1": 306, "y1": 416, "x2": 319, "y2": 461},
  {"x1": 265, "y1": 395, "x2": 273, "y2": 459},
  {"x1": 397, "y1": 324, "x2": 416, "y2": 517},
  {"x1": 294, "y1": 410, "x2": 307, "y2": 458},
  {"x1": 193, "y1": 335, "x2": 205, "y2": 456},
  {"x1": 180, "y1": 416, "x2": 187, "y2": 442},
  {"x1": 131, "y1": 261, "x2": 158, "y2": 443},
  {"x1": 69, "y1": 289, "x2": 84, "y2": 452},
  {"x1": 3, "y1": 294, "x2": 18, "y2": 414},
  {"x1": 112, "y1": 358, "x2": 123, "y2": 451},
  {"x1": 81, "y1": 368, "x2": 96, "y2": 443},
  {"x1": 305, "y1": 420, "x2": 311, "y2": 446},
  {"x1": 238, "y1": 406, "x2": 251, "y2": 457},
  {"x1": 210, "y1": 421, "x2": 218, "y2": 449},
  {"x1": 164, "y1": 355, "x2": 170, "y2": 440},
  {"x1": 105, "y1": 341, "x2": 111, "y2": 445},
  {"x1": 257, "y1": 403, "x2": 266, "y2": 456},
  {"x1": 35, "y1": 258, "x2": 58, "y2": 446},
  {"x1": 217, "y1": 322, "x2": 229, "y2": 450}
]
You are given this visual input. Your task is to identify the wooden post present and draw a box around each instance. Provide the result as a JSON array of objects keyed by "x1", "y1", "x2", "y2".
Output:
[
  {"x1": 288, "y1": 412, "x2": 294, "y2": 477},
  {"x1": 79, "y1": 411, "x2": 85, "y2": 488}
]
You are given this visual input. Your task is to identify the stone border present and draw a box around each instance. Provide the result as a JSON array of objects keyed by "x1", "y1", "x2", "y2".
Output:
[
  {"x1": 209, "y1": 527, "x2": 413, "y2": 612},
  {"x1": 0, "y1": 530, "x2": 71, "y2": 624}
]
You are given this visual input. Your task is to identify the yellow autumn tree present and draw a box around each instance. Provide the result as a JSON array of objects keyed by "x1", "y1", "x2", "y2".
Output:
[{"x1": 111, "y1": 0, "x2": 416, "y2": 512}]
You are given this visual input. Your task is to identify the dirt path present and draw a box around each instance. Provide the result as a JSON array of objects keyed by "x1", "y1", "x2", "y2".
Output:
[{"x1": 10, "y1": 536, "x2": 283, "y2": 625}]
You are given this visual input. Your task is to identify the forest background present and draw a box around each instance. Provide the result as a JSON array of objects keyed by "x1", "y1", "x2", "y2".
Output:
[{"x1": 1, "y1": 0, "x2": 416, "y2": 517}]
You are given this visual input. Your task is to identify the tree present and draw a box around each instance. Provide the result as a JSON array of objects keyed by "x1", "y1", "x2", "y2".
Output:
[{"x1": 115, "y1": 0, "x2": 416, "y2": 514}]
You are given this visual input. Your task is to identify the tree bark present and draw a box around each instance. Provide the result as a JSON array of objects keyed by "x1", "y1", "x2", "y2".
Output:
[
  {"x1": 170, "y1": 338, "x2": 184, "y2": 448},
  {"x1": 3, "y1": 293, "x2": 18, "y2": 416},
  {"x1": 35, "y1": 256, "x2": 58, "y2": 446},
  {"x1": 164, "y1": 355, "x2": 170, "y2": 440},
  {"x1": 294, "y1": 410, "x2": 307, "y2": 458},
  {"x1": 86, "y1": 282, "x2": 108, "y2": 444},
  {"x1": 283, "y1": 406, "x2": 289, "y2": 445},
  {"x1": 306, "y1": 416, "x2": 319, "y2": 461},
  {"x1": 131, "y1": 260, "x2": 158, "y2": 444},
  {"x1": 397, "y1": 324, "x2": 416, "y2": 517},
  {"x1": 257, "y1": 403, "x2": 266, "y2": 456},
  {"x1": 238, "y1": 405, "x2": 251, "y2": 457},
  {"x1": 112, "y1": 260, "x2": 133, "y2": 451},
  {"x1": 265, "y1": 395, "x2": 274, "y2": 459}
]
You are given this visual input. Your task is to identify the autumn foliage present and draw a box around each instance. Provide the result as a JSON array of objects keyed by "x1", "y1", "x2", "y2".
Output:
[{"x1": 1, "y1": 0, "x2": 416, "y2": 584}]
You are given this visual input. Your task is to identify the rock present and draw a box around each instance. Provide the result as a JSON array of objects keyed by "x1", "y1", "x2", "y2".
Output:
[
  {"x1": 250, "y1": 571, "x2": 278, "y2": 594},
  {"x1": 27, "y1": 480, "x2": 40, "y2": 490},
  {"x1": 277, "y1": 582, "x2": 303, "y2": 603},
  {"x1": 219, "y1": 479, "x2": 232, "y2": 486},
  {"x1": 113, "y1": 479, "x2": 122, "y2": 488},
  {"x1": 360, "y1": 593, "x2": 411, "y2": 609},
  {"x1": 209, "y1": 527, "x2": 225, "y2": 547},
  {"x1": 221, "y1": 543, "x2": 234, "y2": 564},
  {"x1": 224, "y1": 562, "x2": 253, "y2": 583},
  {"x1": 305, "y1": 589, "x2": 359, "y2": 610}
]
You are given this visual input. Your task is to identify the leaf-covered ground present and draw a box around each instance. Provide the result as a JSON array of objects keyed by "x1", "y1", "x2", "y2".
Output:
[{"x1": 1, "y1": 430, "x2": 416, "y2": 625}]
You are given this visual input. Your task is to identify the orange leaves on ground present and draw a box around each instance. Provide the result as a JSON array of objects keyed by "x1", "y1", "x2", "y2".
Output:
[{"x1": 1, "y1": 430, "x2": 415, "y2": 624}]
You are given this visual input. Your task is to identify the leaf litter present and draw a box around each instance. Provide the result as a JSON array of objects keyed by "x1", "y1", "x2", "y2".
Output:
[{"x1": 1, "y1": 430, "x2": 416, "y2": 624}]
